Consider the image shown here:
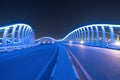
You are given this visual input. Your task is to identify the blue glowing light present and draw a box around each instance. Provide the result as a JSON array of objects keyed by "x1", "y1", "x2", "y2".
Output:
[
  {"x1": 0, "y1": 23, "x2": 35, "y2": 47},
  {"x1": 60, "y1": 24, "x2": 120, "y2": 49}
]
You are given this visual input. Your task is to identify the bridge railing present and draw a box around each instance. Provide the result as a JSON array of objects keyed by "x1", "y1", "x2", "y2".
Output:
[
  {"x1": 61, "y1": 24, "x2": 120, "y2": 49},
  {"x1": 0, "y1": 23, "x2": 35, "y2": 47}
]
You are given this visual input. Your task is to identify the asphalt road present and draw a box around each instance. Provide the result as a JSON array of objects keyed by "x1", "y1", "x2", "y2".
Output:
[
  {"x1": 63, "y1": 44, "x2": 120, "y2": 80},
  {"x1": 0, "y1": 44, "x2": 57, "y2": 80}
]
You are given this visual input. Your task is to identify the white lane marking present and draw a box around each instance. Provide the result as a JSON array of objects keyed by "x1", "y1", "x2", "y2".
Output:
[
  {"x1": 66, "y1": 49, "x2": 80, "y2": 80},
  {"x1": 65, "y1": 48, "x2": 93, "y2": 80}
]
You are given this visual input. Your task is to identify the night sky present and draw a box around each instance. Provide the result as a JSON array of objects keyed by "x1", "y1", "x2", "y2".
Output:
[{"x1": 0, "y1": 0, "x2": 120, "y2": 39}]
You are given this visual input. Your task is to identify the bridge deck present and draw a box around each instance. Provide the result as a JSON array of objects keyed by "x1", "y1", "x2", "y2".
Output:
[
  {"x1": 0, "y1": 43, "x2": 120, "y2": 80},
  {"x1": 0, "y1": 44, "x2": 57, "y2": 80},
  {"x1": 64, "y1": 44, "x2": 120, "y2": 80}
]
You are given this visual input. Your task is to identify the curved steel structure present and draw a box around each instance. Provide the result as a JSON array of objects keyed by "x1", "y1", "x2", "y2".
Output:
[
  {"x1": 61, "y1": 24, "x2": 120, "y2": 48},
  {"x1": 0, "y1": 23, "x2": 35, "y2": 46},
  {"x1": 36, "y1": 37, "x2": 57, "y2": 44}
]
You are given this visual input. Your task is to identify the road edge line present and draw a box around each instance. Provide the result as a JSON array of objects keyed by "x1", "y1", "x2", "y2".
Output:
[{"x1": 65, "y1": 47, "x2": 93, "y2": 80}]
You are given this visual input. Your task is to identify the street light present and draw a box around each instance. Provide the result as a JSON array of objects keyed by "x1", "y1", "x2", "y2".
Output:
[
  {"x1": 52, "y1": 41, "x2": 54, "y2": 44},
  {"x1": 69, "y1": 40, "x2": 72, "y2": 44},
  {"x1": 80, "y1": 41, "x2": 84, "y2": 44},
  {"x1": 114, "y1": 42, "x2": 120, "y2": 46}
]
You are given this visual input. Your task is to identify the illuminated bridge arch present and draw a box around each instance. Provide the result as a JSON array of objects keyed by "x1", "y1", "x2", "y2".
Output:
[
  {"x1": 0, "y1": 23, "x2": 35, "y2": 46},
  {"x1": 61, "y1": 24, "x2": 120, "y2": 47},
  {"x1": 35, "y1": 37, "x2": 57, "y2": 44}
]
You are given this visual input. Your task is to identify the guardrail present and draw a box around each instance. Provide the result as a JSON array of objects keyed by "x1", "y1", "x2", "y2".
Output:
[
  {"x1": 60, "y1": 24, "x2": 120, "y2": 49},
  {"x1": 0, "y1": 23, "x2": 35, "y2": 47},
  {"x1": 0, "y1": 44, "x2": 37, "y2": 52}
]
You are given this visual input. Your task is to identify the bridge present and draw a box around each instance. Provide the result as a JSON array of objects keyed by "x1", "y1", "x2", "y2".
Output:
[
  {"x1": 0, "y1": 23, "x2": 120, "y2": 80},
  {"x1": 60, "y1": 24, "x2": 120, "y2": 49}
]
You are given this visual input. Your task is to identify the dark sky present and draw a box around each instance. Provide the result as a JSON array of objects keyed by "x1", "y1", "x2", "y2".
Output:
[{"x1": 0, "y1": 0, "x2": 120, "y2": 39}]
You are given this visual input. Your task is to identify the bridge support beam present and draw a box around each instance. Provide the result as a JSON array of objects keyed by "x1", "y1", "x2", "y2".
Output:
[
  {"x1": 22, "y1": 26, "x2": 27, "y2": 44},
  {"x1": 83, "y1": 27, "x2": 86, "y2": 41},
  {"x1": 2, "y1": 27, "x2": 9, "y2": 46},
  {"x1": 109, "y1": 26, "x2": 114, "y2": 43},
  {"x1": 77, "y1": 30, "x2": 79, "y2": 40},
  {"x1": 78, "y1": 29, "x2": 80, "y2": 40},
  {"x1": 11, "y1": 26, "x2": 17, "y2": 45},
  {"x1": 101, "y1": 26, "x2": 106, "y2": 47},
  {"x1": 17, "y1": 25, "x2": 22, "y2": 45},
  {"x1": 95, "y1": 26, "x2": 99, "y2": 46},
  {"x1": 86, "y1": 27, "x2": 90, "y2": 44},
  {"x1": 79, "y1": 29, "x2": 81, "y2": 40},
  {"x1": 90, "y1": 26, "x2": 94, "y2": 45},
  {"x1": 80, "y1": 29, "x2": 83, "y2": 41}
]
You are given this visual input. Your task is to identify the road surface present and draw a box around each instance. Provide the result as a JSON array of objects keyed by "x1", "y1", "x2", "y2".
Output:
[
  {"x1": 0, "y1": 44, "x2": 58, "y2": 80},
  {"x1": 63, "y1": 44, "x2": 120, "y2": 80}
]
